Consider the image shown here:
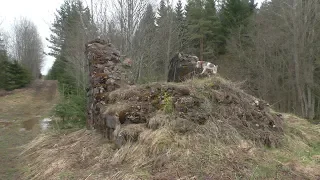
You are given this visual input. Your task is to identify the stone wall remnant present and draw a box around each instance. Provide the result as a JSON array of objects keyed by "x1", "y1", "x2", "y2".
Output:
[{"x1": 85, "y1": 39, "x2": 133, "y2": 140}]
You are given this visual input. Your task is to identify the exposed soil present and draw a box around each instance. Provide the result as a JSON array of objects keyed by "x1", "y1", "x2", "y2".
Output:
[{"x1": 0, "y1": 80, "x2": 58, "y2": 179}]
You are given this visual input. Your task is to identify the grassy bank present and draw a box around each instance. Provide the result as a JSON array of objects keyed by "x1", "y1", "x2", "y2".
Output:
[
  {"x1": 0, "y1": 80, "x2": 58, "y2": 179},
  {"x1": 19, "y1": 77, "x2": 320, "y2": 180}
]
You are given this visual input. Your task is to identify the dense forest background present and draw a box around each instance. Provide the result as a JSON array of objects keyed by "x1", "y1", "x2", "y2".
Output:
[{"x1": 1, "y1": 0, "x2": 320, "y2": 123}]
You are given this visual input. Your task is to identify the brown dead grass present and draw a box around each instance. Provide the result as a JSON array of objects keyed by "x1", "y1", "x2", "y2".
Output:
[
  {"x1": 20, "y1": 117, "x2": 320, "y2": 180},
  {"x1": 20, "y1": 77, "x2": 320, "y2": 180},
  {"x1": 0, "y1": 80, "x2": 59, "y2": 180}
]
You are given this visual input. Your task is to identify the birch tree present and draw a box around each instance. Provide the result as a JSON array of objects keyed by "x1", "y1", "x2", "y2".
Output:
[
  {"x1": 12, "y1": 18, "x2": 44, "y2": 79},
  {"x1": 91, "y1": 0, "x2": 110, "y2": 38}
]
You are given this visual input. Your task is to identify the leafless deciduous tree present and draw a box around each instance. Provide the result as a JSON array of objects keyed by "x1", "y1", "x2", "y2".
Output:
[
  {"x1": 221, "y1": 0, "x2": 320, "y2": 119},
  {"x1": 111, "y1": 0, "x2": 148, "y2": 54},
  {"x1": 91, "y1": 0, "x2": 110, "y2": 38},
  {"x1": 12, "y1": 17, "x2": 44, "y2": 78},
  {"x1": 89, "y1": 0, "x2": 182, "y2": 83},
  {"x1": 131, "y1": 4, "x2": 158, "y2": 83}
]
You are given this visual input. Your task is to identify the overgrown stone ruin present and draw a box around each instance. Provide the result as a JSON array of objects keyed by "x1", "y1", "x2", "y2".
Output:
[{"x1": 85, "y1": 39, "x2": 284, "y2": 149}]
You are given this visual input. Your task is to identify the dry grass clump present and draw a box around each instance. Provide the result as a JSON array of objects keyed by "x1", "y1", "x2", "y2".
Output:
[
  {"x1": 188, "y1": 76, "x2": 284, "y2": 147},
  {"x1": 247, "y1": 114, "x2": 320, "y2": 180},
  {"x1": 20, "y1": 114, "x2": 320, "y2": 180}
]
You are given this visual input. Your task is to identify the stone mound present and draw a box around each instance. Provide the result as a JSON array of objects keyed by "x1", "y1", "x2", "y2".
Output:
[
  {"x1": 85, "y1": 39, "x2": 284, "y2": 149},
  {"x1": 104, "y1": 80, "x2": 284, "y2": 148}
]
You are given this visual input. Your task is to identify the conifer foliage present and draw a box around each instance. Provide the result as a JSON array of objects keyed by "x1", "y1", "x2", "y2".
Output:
[
  {"x1": 0, "y1": 36, "x2": 31, "y2": 91},
  {"x1": 46, "y1": 0, "x2": 96, "y2": 127},
  {"x1": 0, "y1": 59, "x2": 31, "y2": 91}
]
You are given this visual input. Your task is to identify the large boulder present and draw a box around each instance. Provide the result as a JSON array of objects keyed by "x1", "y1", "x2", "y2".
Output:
[{"x1": 167, "y1": 53, "x2": 200, "y2": 82}]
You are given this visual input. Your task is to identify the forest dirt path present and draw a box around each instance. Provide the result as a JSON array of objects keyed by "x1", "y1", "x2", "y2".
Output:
[{"x1": 0, "y1": 80, "x2": 58, "y2": 179}]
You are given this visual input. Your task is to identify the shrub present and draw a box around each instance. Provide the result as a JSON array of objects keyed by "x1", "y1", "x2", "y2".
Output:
[
  {"x1": 0, "y1": 60, "x2": 31, "y2": 90},
  {"x1": 53, "y1": 87, "x2": 87, "y2": 129}
]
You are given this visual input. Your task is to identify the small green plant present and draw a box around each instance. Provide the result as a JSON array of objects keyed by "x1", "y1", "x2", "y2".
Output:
[
  {"x1": 58, "y1": 170, "x2": 76, "y2": 180},
  {"x1": 53, "y1": 86, "x2": 87, "y2": 129},
  {"x1": 162, "y1": 92, "x2": 174, "y2": 114}
]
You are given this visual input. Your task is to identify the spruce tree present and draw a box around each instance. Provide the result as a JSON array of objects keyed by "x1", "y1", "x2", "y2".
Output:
[
  {"x1": 158, "y1": 0, "x2": 168, "y2": 26},
  {"x1": 156, "y1": 0, "x2": 170, "y2": 76},
  {"x1": 137, "y1": 4, "x2": 156, "y2": 41},
  {"x1": 219, "y1": 0, "x2": 257, "y2": 52},
  {"x1": 186, "y1": 0, "x2": 221, "y2": 60},
  {"x1": 204, "y1": 0, "x2": 222, "y2": 58},
  {"x1": 47, "y1": 1, "x2": 72, "y2": 58},
  {"x1": 0, "y1": 35, "x2": 8, "y2": 89},
  {"x1": 47, "y1": 0, "x2": 95, "y2": 94},
  {"x1": 133, "y1": 4, "x2": 156, "y2": 53},
  {"x1": 0, "y1": 52, "x2": 8, "y2": 89},
  {"x1": 0, "y1": 38, "x2": 32, "y2": 90},
  {"x1": 175, "y1": 0, "x2": 187, "y2": 49},
  {"x1": 5, "y1": 61, "x2": 31, "y2": 90},
  {"x1": 133, "y1": 4, "x2": 158, "y2": 82}
]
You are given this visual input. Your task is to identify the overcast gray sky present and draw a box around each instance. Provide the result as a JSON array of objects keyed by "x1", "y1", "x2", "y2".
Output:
[{"x1": 0, "y1": 0, "x2": 265, "y2": 75}]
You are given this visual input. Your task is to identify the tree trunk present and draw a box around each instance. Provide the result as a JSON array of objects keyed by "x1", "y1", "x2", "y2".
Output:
[
  {"x1": 307, "y1": 86, "x2": 315, "y2": 119},
  {"x1": 136, "y1": 56, "x2": 143, "y2": 83},
  {"x1": 165, "y1": 10, "x2": 173, "y2": 80},
  {"x1": 292, "y1": 2, "x2": 306, "y2": 117},
  {"x1": 200, "y1": 36, "x2": 204, "y2": 61}
]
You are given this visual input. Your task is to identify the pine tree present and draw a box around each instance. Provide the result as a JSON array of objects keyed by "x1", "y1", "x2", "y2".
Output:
[
  {"x1": 249, "y1": 0, "x2": 257, "y2": 12},
  {"x1": 156, "y1": 0, "x2": 170, "y2": 77},
  {"x1": 0, "y1": 56, "x2": 7, "y2": 89},
  {"x1": 46, "y1": 0, "x2": 96, "y2": 126},
  {"x1": 46, "y1": 1, "x2": 73, "y2": 89},
  {"x1": 219, "y1": 0, "x2": 256, "y2": 52},
  {"x1": 175, "y1": 0, "x2": 184, "y2": 22},
  {"x1": 0, "y1": 35, "x2": 8, "y2": 89},
  {"x1": 47, "y1": 0, "x2": 96, "y2": 93},
  {"x1": 158, "y1": 0, "x2": 168, "y2": 26},
  {"x1": 186, "y1": 0, "x2": 221, "y2": 60},
  {"x1": 137, "y1": 4, "x2": 156, "y2": 41},
  {"x1": 4, "y1": 61, "x2": 31, "y2": 91},
  {"x1": 133, "y1": 4, "x2": 158, "y2": 82},
  {"x1": 133, "y1": 4, "x2": 156, "y2": 53},
  {"x1": 0, "y1": 33, "x2": 5, "y2": 55},
  {"x1": 204, "y1": 0, "x2": 222, "y2": 58},
  {"x1": 47, "y1": 1, "x2": 72, "y2": 58},
  {"x1": 175, "y1": 0, "x2": 187, "y2": 49},
  {"x1": 221, "y1": 0, "x2": 253, "y2": 30}
]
